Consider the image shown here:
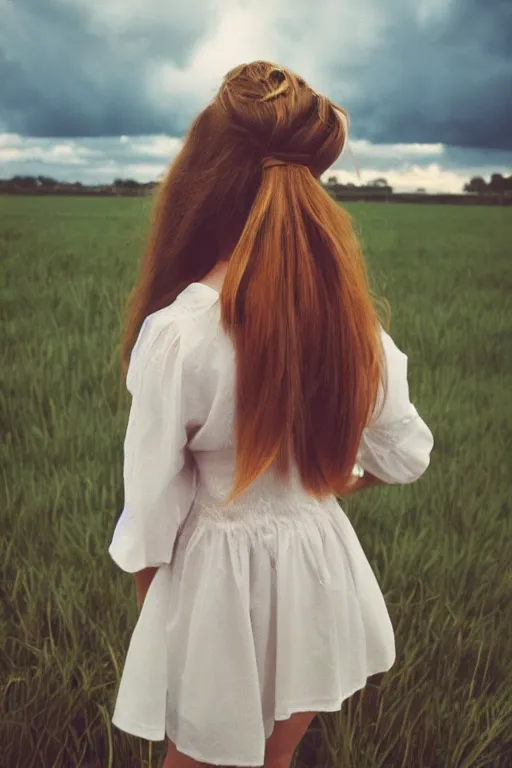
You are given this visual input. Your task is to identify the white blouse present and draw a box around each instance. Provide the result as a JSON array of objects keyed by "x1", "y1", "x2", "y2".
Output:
[{"x1": 110, "y1": 283, "x2": 433, "y2": 573}]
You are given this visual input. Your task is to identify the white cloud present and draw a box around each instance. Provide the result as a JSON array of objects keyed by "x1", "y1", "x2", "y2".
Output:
[
  {"x1": 0, "y1": 132, "x2": 510, "y2": 193},
  {"x1": 349, "y1": 140, "x2": 444, "y2": 159},
  {"x1": 150, "y1": 2, "x2": 281, "y2": 109},
  {"x1": 323, "y1": 163, "x2": 469, "y2": 193},
  {"x1": 276, "y1": 0, "x2": 386, "y2": 95},
  {"x1": 0, "y1": 133, "x2": 23, "y2": 148},
  {"x1": 0, "y1": 140, "x2": 98, "y2": 165},
  {"x1": 143, "y1": 0, "x2": 383, "y2": 113},
  {"x1": 123, "y1": 163, "x2": 167, "y2": 181},
  {"x1": 130, "y1": 136, "x2": 183, "y2": 158},
  {"x1": 189, "y1": 4, "x2": 278, "y2": 83}
]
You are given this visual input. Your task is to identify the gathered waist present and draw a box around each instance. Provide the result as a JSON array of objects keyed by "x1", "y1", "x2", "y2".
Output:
[{"x1": 186, "y1": 489, "x2": 340, "y2": 529}]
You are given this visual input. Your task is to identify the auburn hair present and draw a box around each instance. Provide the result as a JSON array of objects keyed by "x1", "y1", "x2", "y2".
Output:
[{"x1": 120, "y1": 61, "x2": 389, "y2": 503}]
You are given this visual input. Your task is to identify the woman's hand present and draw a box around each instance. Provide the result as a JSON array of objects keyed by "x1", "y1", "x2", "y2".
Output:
[{"x1": 134, "y1": 567, "x2": 158, "y2": 610}]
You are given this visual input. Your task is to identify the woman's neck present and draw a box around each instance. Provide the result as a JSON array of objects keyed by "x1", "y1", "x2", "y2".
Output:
[{"x1": 199, "y1": 259, "x2": 229, "y2": 292}]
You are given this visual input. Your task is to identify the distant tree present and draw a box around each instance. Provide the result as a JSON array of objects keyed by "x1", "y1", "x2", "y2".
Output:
[
  {"x1": 114, "y1": 178, "x2": 140, "y2": 188},
  {"x1": 463, "y1": 176, "x2": 487, "y2": 194},
  {"x1": 37, "y1": 175, "x2": 57, "y2": 186},
  {"x1": 489, "y1": 173, "x2": 505, "y2": 193},
  {"x1": 368, "y1": 177, "x2": 389, "y2": 187},
  {"x1": 416, "y1": 188, "x2": 427, "y2": 193},
  {"x1": 12, "y1": 175, "x2": 37, "y2": 187},
  {"x1": 326, "y1": 175, "x2": 338, "y2": 186}
]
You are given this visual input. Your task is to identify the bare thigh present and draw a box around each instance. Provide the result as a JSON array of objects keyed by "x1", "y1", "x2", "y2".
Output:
[
  {"x1": 264, "y1": 712, "x2": 317, "y2": 768},
  {"x1": 162, "y1": 711, "x2": 317, "y2": 768}
]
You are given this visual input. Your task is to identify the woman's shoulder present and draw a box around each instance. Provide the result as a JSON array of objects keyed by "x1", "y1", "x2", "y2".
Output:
[
  {"x1": 136, "y1": 283, "x2": 222, "y2": 366},
  {"x1": 127, "y1": 286, "x2": 222, "y2": 394},
  {"x1": 146, "y1": 282, "x2": 220, "y2": 336}
]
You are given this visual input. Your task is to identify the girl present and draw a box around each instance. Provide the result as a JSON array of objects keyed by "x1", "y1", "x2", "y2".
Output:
[{"x1": 108, "y1": 61, "x2": 434, "y2": 768}]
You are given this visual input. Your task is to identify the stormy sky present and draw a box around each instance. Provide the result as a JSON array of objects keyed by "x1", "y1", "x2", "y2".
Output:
[{"x1": 1, "y1": 0, "x2": 511, "y2": 192}]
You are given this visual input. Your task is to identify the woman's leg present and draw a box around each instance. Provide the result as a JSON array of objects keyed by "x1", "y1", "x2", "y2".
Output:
[
  {"x1": 161, "y1": 738, "x2": 206, "y2": 768},
  {"x1": 264, "y1": 712, "x2": 317, "y2": 768},
  {"x1": 162, "y1": 712, "x2": 317, "y2": 768}
]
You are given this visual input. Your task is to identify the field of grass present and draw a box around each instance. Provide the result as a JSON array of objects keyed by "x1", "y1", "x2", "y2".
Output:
[{"x1": 1, "y1": 194, "x2": 511, "y2": 768}]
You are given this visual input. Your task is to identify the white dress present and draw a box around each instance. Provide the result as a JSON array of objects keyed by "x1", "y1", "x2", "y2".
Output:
[{"x1": 108, "y1": 282, "x2": 434, "y2": 767}]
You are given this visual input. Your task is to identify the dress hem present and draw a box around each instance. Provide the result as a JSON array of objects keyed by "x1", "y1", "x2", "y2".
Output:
[{"x1": 112, "y1": 666, "x2": 394, "y2": 767}]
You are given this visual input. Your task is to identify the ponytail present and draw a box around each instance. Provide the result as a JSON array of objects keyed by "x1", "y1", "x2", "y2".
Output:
[{"x1": 221, "y1": 164, "x2": 385, "y2": 502}]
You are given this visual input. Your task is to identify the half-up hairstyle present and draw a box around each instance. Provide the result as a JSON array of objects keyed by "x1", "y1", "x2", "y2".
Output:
[{"x1": 120, "y1": 60, "x2": 389, "y2": 503}]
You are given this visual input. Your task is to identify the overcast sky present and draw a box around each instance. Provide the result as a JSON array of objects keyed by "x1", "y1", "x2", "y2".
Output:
[{"x1": 1, "y1": 0, "x2": 511, "y2": 192}]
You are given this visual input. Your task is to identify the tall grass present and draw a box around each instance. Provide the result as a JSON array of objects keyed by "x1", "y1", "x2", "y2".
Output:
[{"x1": 1, "y1": 196, "x2": 511, "y2": 767}]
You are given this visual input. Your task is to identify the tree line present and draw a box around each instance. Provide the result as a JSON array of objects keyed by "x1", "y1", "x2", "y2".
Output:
[
  {"x1": 1, "y1": 172, "x2": 511, "y2": 197},
  {"x1": 463, "y1": 173, "x2": 512, "y2": 194}
]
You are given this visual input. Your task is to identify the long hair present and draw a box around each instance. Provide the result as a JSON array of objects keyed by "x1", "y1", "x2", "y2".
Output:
[{"x1": 120, "y1": 61, "x2": 389, "y2": 502}]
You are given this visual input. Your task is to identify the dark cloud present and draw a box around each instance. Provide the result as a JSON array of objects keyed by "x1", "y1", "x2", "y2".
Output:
[
  {"x1": 0, "y1": 0, "x2": 212, "y2": 137},
  {"x1": 343, "y1": 0, "x2": 512, "y2": 150},
  {"x1": 0, "y1": 0, "x2": 511, "y2": 150}
]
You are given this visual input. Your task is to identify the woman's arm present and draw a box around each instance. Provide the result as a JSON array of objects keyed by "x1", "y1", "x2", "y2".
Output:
[
  {"x1": 134, "y1": 567, "x2": 158, "y2": 610},
  {"x1": 344, "y1": 471, "x2": 387, "y2": 497},
  {"x1": 356, "y1": 329, "x2": 434, "y2": 485}
]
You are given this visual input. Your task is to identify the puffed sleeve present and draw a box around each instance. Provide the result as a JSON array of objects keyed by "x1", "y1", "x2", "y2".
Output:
[
  {"x1": 356, "y1": 328, "x2": 434, "y2": 484},
  {"x1": 108, "y1": 316, "x2": 196, "y2": 573}
]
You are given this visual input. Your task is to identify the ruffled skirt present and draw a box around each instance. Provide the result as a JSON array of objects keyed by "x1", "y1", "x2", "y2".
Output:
[{"x1": 111, "y1": 496, "x2": 395, "y2": 766}]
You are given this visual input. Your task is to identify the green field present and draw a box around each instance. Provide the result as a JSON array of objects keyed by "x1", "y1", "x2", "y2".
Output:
[{"x1": 1, "y1": 195, "x2": 511, "y2": 768}]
